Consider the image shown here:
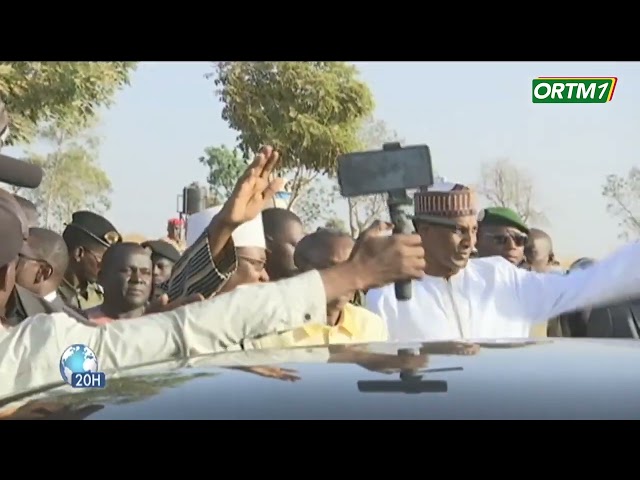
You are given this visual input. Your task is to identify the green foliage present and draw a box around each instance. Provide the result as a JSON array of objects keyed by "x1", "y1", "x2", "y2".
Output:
[
  {"x1": 0, "y1": 61, "x2": 137, "y2": 145},
  {"x1": 210, "y1": 61, "x2": 374, "y2": 175},
  {"x1": 198, "y1": 144, "x2": 247, "y2": 203},
  {"x1": 22, "y1": 125, "x2": 112, "y2": 232}
]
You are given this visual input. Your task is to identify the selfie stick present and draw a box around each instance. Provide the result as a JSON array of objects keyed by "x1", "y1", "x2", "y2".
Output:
[{"x1": 383, "y1": 142, "x2": 415, "y2": 302}]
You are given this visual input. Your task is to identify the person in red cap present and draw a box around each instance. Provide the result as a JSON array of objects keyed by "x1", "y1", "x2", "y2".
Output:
[{"x1": 161, "y1": 218, "x2": 186, "y2": 253}]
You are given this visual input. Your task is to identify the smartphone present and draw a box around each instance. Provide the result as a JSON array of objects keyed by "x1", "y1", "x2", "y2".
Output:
[{"x1": 337, "y1": 144, "x2": 434, "y2": 197}]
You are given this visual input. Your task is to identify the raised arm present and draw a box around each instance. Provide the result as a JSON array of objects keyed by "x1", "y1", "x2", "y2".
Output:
[
  {"x1": 514, "y1": 242, "x2": 640, "y2": 324},
  {"x1": 0, "y1": 227, "x2": 426, "y2": 400},
  {"x1": 0, "y1": 270, "x2": 327, "y2": 400},
  {"x1": 160, "y1": 145, "x2": 285, "y2": 302}
]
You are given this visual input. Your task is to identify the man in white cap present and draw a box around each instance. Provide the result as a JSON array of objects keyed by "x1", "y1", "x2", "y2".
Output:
[
  {"x1": 186, "y1": 205, "x2": 268, "y2": 293},
  {"x1": 0, "y1": 145, "x2": 428, "y2": 400},
  {"x1": 367, "y1": 182, "x2": 640, "y2": 342}
]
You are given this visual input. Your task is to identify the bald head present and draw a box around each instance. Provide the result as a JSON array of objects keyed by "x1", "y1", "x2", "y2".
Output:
[
  {"x1": 529, "y1": 228, "x2": 551, "y2": 242},
  {"x1": 525, "y1": 228, "x2": 555, "y2": 272},
  {"x1": 27, "y1": 228, "x2": 68, "y2": 275},
  {"x1": 101, "y1": 242, "x2": 151, "y2": 271},
  {"x1": 262, "y1": 208, "x2": 302, "y2": 237},
  {"x1": 294, "y1": 228, "x2": 354, "y2": 272},
  {"x1": 15, "y1": 228, "x2": 69, "y2": 297}
]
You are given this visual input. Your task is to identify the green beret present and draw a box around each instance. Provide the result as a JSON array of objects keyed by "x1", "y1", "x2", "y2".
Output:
[{"x1": 478, "y1": 207, "x2": 529, "y2": 234}]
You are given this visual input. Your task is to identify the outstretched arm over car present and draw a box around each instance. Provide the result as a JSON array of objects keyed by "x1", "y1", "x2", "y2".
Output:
[
  {"x1": 0, "y1": 270, "x2": 327, "y2": 400},
  {"x1": 515, "y1": 242, "x2": 640, "y2": 323}
]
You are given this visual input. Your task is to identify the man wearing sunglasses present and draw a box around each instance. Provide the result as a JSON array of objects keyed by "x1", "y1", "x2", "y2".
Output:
[
  {"x1": 367, "y1": 182, "x2": 640, "y2": 342},
  {"x1": 475, "y1": 207, "x2": 529, "y2": 268},
  {"x1": 476, "y1": 211, "x2": 557, "y2": 337}
]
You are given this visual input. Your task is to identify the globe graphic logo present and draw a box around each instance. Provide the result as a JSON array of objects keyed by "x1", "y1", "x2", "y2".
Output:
[{"x1": 59, "y1": 344, "x2": 99, "y2": 385}]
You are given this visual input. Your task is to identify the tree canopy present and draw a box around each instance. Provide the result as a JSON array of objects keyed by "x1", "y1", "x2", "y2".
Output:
[
  {"x1": 198, "y1": 144, "x2": 247, "y2": 204},
  {"x1": 0, "y1": 61, "x2": 137, "y2": 145},
  {"x1": 210, "y1": 61, "x2": 374, "y2": 174},
  {"x1": 21, "y1": 125, "x2": 112, "y2": 231}
]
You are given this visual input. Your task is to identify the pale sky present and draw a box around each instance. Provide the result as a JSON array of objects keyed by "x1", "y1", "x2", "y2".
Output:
[{"x1": 6, "y1": 61, "x2": 639, "y2": 260}]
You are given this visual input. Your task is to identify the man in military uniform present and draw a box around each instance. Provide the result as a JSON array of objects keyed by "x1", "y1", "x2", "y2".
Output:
[
  {"x1": 475, "y1": 207, "x2": 553, "y2": 338},
  {"x1": 58, "y1": 210, "x2": 122, "y2": 310},
  {"x1": 475, "y1": 207, "x2": 530, "y2": 268},
  {"x1": 161, "y1": 218, "x2": 186, "y2": 253}
]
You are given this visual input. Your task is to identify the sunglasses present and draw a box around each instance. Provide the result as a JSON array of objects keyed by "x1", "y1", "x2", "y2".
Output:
[{"x1": 486, "y1": 232, "x2": 528, "y2": 247}]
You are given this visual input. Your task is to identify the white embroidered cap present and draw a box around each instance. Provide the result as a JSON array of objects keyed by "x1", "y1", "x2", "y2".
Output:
[{"x1": 186, "y1": 206, "x2": 266, "y2": 250}]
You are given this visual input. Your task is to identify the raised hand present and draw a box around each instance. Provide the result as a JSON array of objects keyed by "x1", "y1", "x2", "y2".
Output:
[
  {"x1": 349, "y1": 221, "x2": 426, "y2": 290},
  {"x1": 218, "y1": 145, "x2": 285, "y2": 226}
]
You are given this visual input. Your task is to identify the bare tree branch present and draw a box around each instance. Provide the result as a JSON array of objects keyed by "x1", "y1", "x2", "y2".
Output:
[
  {"x1": 343, "y1": 116, "x2": 401, "y2": 237},
  {"x1": 602, "y1": 168, "x2": 640, "y2": 240},
  {"x1": 477, "y1": 158, "x2": 547, "y2": 225}
]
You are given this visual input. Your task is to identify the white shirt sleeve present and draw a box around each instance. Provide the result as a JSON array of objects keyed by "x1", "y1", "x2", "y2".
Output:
[
  {"x1": 0, "y1": 270, "x2": 328, "y2": 401},
  {"x1": 513, "y1": 242, "x2": 640, "y2": 324}
]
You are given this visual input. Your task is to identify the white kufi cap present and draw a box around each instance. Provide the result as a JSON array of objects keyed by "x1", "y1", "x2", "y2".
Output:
[{"x1": 186, "y1": 206, "x2": 266, "y2": 250}]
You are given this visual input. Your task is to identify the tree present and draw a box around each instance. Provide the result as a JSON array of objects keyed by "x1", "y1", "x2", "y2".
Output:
[
  {"x1": 0, "y1": 62, "x2": 137, "y2": 145},
  {"x1": 602, "y1": 167, "x2": 640, "y2": 239},
  {"x1": 477, "y1": 158, "x2": 547, "y2": 225},
  {"x1": 198, "y1": 144, "x2": 247, "y2": 205},
  {"x1": 209, "y1": 61, "x2": 374, "y2": 213},
  {"x1": 21, "y1": 125, "x2": 112, "y2": 232},
  {"x1": 294, "y1": 180, "x2": 340, "y2": 229}
]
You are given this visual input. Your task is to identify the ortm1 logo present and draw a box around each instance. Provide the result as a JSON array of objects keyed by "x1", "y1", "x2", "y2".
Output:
[{"x1": 532, "y1": 77, "x2": 617, "y2": 104}]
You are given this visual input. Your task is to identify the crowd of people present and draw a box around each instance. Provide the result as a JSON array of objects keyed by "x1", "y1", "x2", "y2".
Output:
[{"x1": 1, "y1": 99, "x2": 640, "y2": 404}]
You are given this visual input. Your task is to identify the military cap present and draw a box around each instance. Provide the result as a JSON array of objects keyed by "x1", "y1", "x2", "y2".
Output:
[
  {"x1": 477, "y1": 207, "x2": 529, "y2": 234},
  {"x1": 65, "y1": 210, "x2": 122, "y2": 247},
  {"x1": 0, "y1": 192, "x2": 36, "y2": 267},
  {"x1": 141, "y1": 240, "x2": 181, "y2": 263}
]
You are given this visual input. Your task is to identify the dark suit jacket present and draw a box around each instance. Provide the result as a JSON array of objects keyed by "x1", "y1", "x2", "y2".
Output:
[{"x1": 15, "y1": 285, "x2": 88, "y2": 323}]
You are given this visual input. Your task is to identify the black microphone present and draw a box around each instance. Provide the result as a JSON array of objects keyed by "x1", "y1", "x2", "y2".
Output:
[
  {"x1": 0, "y1": 153, "x2": 43, "y2": 189},
  {"x1": 0, "y1": 99, "x2": 44, "y2": 189}
]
